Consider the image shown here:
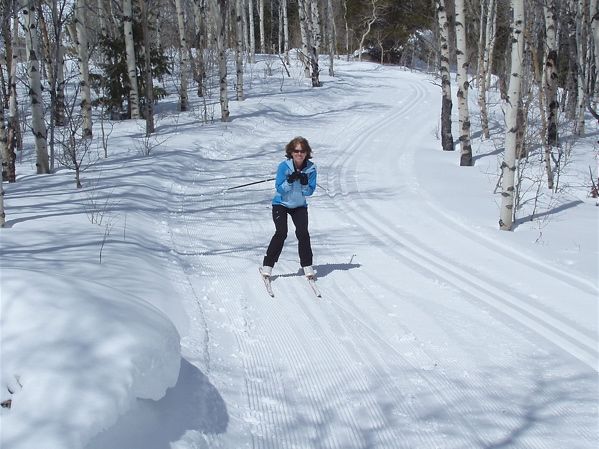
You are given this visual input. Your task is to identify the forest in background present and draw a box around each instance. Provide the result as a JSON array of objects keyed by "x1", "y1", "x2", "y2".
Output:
[{"x1": 1, "y1": 0, "x2": 598, "y2": 231}]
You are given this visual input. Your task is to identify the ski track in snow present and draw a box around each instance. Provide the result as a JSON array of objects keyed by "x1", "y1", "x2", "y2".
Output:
[
  {"x1": 163, "y1": 68, "x2": 597, "y2": 448},
  {"x1": 327, "y1": 78, "x2": 598, "y2": 371}
]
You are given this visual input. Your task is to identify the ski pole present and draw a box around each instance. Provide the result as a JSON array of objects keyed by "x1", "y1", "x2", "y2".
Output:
[{"x1": 224, "y1": 177, "x2": 275, "y2": 191}]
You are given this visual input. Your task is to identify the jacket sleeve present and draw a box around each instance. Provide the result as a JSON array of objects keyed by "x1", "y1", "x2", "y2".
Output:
[
  {"x1": 275, "y1": 162, "x2": 292, "y2": 195},
  {"x1": 301, "y1": 167, "x2": 317, "y2": 197}
]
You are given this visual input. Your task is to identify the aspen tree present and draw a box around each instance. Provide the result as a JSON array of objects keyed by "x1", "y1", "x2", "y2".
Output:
[
  {"x1": 2, "y1": 7, "x2": 18, "y2": 182},
  {"x1": 140, "y1": 0, "x2": 154, "y2": 134},
  {"x1": 0, "y1": 95, "x2": 8, "y2": 222},
  {"x1": 455, "y1": 0, "x2": 472, "y2": 166},
  {"x1": 0, "y1": 82, "x2": 11, "y2": 185},
  {"x1": 575, "y1": 0, "x2": 588, "y2": 135},
  {"x1": 36, "y1": 0, "x2": 53, "y2": 88},
  {"x1": 310, "y1": 0, "x2": 321, "y2": 51},
  {"x1": 175, "y1": 0, "x2": 190, "y2": 111},
  {"x1": 281, "y1": 0, "x2": 290, "y2": 62},
  {"x1": 191, "y1": 0, "x2": 207, "y2": 97},
  {"x1": 298, "y1": 0, "x2": 311, "y2": 76},
  {"x1": 0, "y1": 63, "x2": 5, "y2": 108},
  {"x1": 476, "y1": 0, "x2": 486, "y2": 90},
  {"x1": 259, "y1": 0, "x2": 265, "y2": 53},
  {"x1": 590, "y1": 0, "x2": 599, "y2": 96},
  {"x1": 0, "y1": 24, "x2": 7, "y2": 217},
  {"x1": 0, "y1": 145, "x2": 5, "y2": 226},
  {"x1": 242, "y1": 0, "x2": 250, "y2": 61},
  {"x1": 49, "y1": 0, "x2": 66, "y2": 128},
  {"x1": 544, "y1": 0, "x2": 559, "y2": 146},
  {"x1": 40, "y1": 0, "x2": 69, "y2": 171},
  {"x1": 0, "y1": 69, "x2": 5, "y2": 223},
  {"x1": 500, "y1": 0, "x2": 525, "y2": 231},
  {"x1": 277, "y1": 0, "x2": 283, "y2": 53},
  {"x1": 235, "y1": 0, "x2": 244, "y2": 100},
  {"x1": 565, "y1": 1, "x2": 578, "y2": 119},
  {"x1": 307, "y1": 0, "x2": 320, "y2": 86},
  {"x1": 23, "y1": 3, "x2": 50, "y2": 174},
  {"x1": 485, "y1": 0, "x2": 498, "y2": 89},
  {"x1": 75, "y1": 0, "x2": 92, "y2": 138},
  {"x1": 123, "y1": 0, "x2": 140, "y2": 119},
  {"x1": 477, "y1": 0, "x2": 496, "y2": 139},
  {"x1": 436, "y1": 0, "x2": 454, "y2": 152},
  {"x1": 10, "y1": 10, "x2": 21, "y2": 153},
  {"x1": 210, "y1": 0, "x2": 230, "y2": 121},
  {"x1": 325, "y1": 0, "x2": 336, "y2": 76},
  {"x1": 248, "y1": 0, "x2": 255, "y2": 63},
  {"x1": 343, "y1": 0, "x2": 350, "y2": 61}
]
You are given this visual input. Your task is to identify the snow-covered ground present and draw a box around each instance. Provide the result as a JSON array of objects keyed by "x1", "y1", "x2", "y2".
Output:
[{"x1": 1, "y1": 56, "x2": 597, "y2": 449}]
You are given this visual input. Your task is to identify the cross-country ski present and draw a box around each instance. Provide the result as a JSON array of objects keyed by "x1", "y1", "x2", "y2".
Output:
[{"x1": 259, "y1": 267, "x2": 275, "y2": 297}]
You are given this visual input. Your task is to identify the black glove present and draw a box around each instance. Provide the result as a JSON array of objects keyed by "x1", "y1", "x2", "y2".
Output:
[
  {"x1": 299, "y1": 173, "x2": 309, "y2": 185},
  {"x1": 287, "y1": 171, "x2": 300, "y2": 183}
]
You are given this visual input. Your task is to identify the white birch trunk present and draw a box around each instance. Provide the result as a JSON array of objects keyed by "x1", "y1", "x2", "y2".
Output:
[
  {"x1": 575, "y1": 0, "x2": 588, "y2": 134},
  {"x1": 0, "y1": 118, "x2": 5, "y2": 225},
  {"x1": 455, "y1": 0, "x2": 472, "y2": 166},
  {"x1": 175, "y1": 0, "x2": 190, "y2": 111},
  {"x1": 307, "y1": 0, "x2": 320, "y2": 86},
  {"x1": 0, "y1": 96, "x2": 8, "y2": 222},
  {"x1": 282, "y1": 0, "x2": 289, "y2": 62},
  {"x1": 298, "y1": 0, "x2": 311, "y2": 76},
  {"x1": 211, "y1": 0, "x2": 230, "y2": 121},
  {"x1": 192, "y1": 0, "x2": 207, "y2": 97},
  {"x1": 591, "y1": 0, "x2": 599, "y2": 97},
  {"x1": 36, "y1": 2, "x2": 53, "y2": 88},
  {"x1": 123, "y1": 0, "x2": 140, "y2": 119},
  {"x1": 54, "y1": 36, "x2": 66, "y2": 127},
  {"x1": 3, "y1": 12, "x2": 19, "y2": 180},
  {"x1": 0, "y1": 148, "x2": 5, "y2": 226},
  {"x1": 23, "y1": 4, "x2": 49, "y2": 174},
  {"x1": 140, "y1": 0, "x2": 154, "y2": 134},
  {"x1": 75, "y1": 0, "x2": 92, "y2": 137},
  {"x1": 235, "y1": 0, "x2": 244, "y2": 100},
  {"x1": 310, "y1": 0, "x2": 321, "y2": 51},
  {"x1": 248, "y1": 0, "x2": 255, "y2": 63},
  {"x1": 478, "y1": 0, "x2": 495, "y2": 139},
  {"x1": 242, "y1": 0, "x2": 250, "y2": 60},
  {"x1": 500, "y1": 0, "x2": 525, "y2": 231},
  {"x1": 544, "y1": 0, "x2": 559, "y2": 146},
  {"x1": 436, "y1": 0, "x2": 454, "y2": 152},
  {"x1": 258, "y1": 0, "x2": 265, "y2": 53},
  {"x1": 326, "y1": 0, "x2": 335, "y2": 76},
  {"x1": 476, "y1": 0, "x2": 486, "y2": 89},
  {"x1": 0, "y1": 81, "x2": 10, "y2": 186},
  {"x1": 278, "y1": 1, "x2": 282, "y2": 53},
  {"x1": 485, "y1": 0, "x2": 498, "y2": 89}
]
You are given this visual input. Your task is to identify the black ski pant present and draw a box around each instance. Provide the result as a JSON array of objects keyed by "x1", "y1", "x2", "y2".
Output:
[{"x1": 263, "y1": 205, "x2": 313, "y2": 268}]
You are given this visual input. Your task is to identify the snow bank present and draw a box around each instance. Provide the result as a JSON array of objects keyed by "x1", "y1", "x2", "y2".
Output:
[{"x1": 0, "y1": 268, "x2": 181, "y2": 449}]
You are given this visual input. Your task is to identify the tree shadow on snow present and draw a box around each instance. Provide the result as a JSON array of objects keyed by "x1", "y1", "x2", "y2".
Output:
[
  {"x1": 86, "y1": 358, "x2": 227, "y2": 449},
  {"x1": 512, "y1": 200, "x2": 583, "y2": 230}
]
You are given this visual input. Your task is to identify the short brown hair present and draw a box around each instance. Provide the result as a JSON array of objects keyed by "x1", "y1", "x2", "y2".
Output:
[{"x1": 285, "y1": 136, "x2": 313, "y2": 159}]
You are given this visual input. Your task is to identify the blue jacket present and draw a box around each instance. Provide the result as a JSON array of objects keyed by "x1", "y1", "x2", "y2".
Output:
[{"x1": 272, "y1": 159, "x2": 317, "y2": 208}]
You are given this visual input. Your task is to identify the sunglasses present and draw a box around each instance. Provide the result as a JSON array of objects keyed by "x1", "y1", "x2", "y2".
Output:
[{"x1": 292, "y1": 149, "x2": 307, "y2": 154}]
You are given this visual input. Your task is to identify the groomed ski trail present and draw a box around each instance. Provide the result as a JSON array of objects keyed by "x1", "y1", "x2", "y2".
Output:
[{"x1": 165, "y1": 66, "x2": 597, "y2": 449}]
